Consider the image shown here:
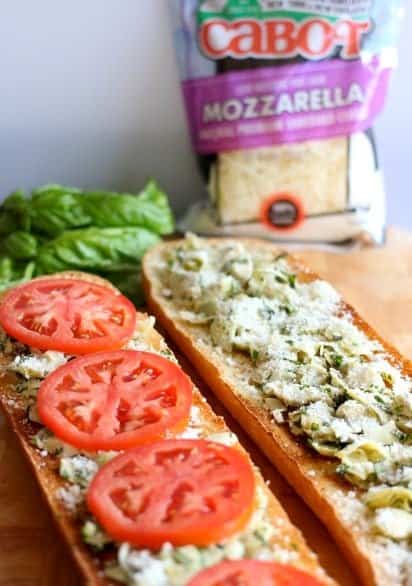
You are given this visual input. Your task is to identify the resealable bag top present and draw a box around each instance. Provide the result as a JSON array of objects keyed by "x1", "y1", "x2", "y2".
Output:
[{"x1": 170, "y1": 0, "x2": 404, "y2": 246}]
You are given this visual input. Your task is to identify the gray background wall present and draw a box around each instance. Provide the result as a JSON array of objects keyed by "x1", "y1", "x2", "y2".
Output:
[{"x1": 0, "y1": 1, "x2": 410, "y2": 228}]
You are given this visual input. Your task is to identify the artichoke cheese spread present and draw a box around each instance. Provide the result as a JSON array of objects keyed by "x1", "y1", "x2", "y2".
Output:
[
  {"x1": 159, "y1": 235, "x2": 412, "y2": 558},
  {"x1": 0, "y1": 315, "x2": 301, "y2": 586}
]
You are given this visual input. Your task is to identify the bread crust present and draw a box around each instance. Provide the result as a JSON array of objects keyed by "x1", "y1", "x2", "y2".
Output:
[
  {"x1": 0, "y1": 270, "x2": 332, "y2": 585},
  {"x1": 142, "y1": 238, "x2": 412, "y2": 586}
]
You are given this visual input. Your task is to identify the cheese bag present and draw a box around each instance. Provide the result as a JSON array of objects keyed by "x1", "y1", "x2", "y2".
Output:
[{"x1": 170, "y1": 0, "x2": 404, "y2": 246}]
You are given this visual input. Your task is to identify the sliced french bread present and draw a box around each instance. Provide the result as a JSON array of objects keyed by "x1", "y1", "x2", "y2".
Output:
[
  {"x1": 143, "y1": 236, "x2": 412, "y2": 586},
  {"x1": 0, "y1": 271, "x2": 331, "y2": 585}
]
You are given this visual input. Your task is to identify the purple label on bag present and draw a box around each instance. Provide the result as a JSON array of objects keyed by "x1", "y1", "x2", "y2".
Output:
[{"x1": 182, "y1": 57, "x2": 391, "y2": 154}]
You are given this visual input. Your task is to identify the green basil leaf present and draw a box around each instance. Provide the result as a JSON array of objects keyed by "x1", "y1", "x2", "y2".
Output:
[
  {"x1": 0, "y1": 191, "x2": 31, "y2": 235},
  {"x1": 0, "y1": 257, "x2": 13, "y2": 281},
  {"x1": 82, "y1": 180, "x2": 175, "y2": 235},
  {"x1": 31, "y1": 184, "x2": 91, "y2": 236},
  {"x1": 36, "y1": 226, "x2": 159, "y2": 274},
  {"x1": 30, "y1": 180, "x2": 174, "y2": 236},
  {"x1": 3, "y1": 231, "x2": 38, "y2": 260},
  {"x1": 0, "y1": 258, "x2": 35, "y2": 292}
]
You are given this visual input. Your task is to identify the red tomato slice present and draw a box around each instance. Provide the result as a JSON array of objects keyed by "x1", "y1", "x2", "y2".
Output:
[
  {"x1": 37, "y1": 350, "x2": 192, "y2": 451},
  {"x1": 87, "y1": 439, "x2": 255, "y2": 548},
  {"x1": 0, "y1": 278, "x2": 136, "y2": 354},
  {"x1": 188, "y1": 560, "x2": 324, "y2": 586}
]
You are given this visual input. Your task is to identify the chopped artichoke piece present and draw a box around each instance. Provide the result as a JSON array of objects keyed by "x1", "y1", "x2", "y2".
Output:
[
  {"x1": 372, "y1": 507, "x2": 412, "y2": 540},
  {"x1": 104, "y1": 565, "x2": 128, "y2": 583},
  {"x1": 309, "y1": 440, "x2": 343, "y2": 457},
  {"x1": 364, "y1": 486, "x2": 412, "y2": 512},
  {"x1": 337, "y1": 441, "x2": 387, "y2": 483},
  {"x1": 82, "y1": 520, "x2": 111, "y2": 550},
  {"x1": 179, "y1": 310, "x2": 213, "y2": 325},
  {"x1": 32, "y1": 428, "x2": 64, "y2": 455}
]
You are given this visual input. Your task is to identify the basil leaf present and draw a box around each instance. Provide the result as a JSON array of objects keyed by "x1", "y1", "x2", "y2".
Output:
[
  {"x1": 82, "y1": 180, "x2": 175, "y2": 235},
  {"x1": 0, "y1": 258, "x2": 35, "y2": 292},
  {"x1": 36, "y1": 226, "x2": 159, "y2": 274},
  {"x1": 0, "y1": 191, "x2": 31, "y2": 235},
  {"x1": 3, "y1": 231, "x2": 38, "y2": 260},
  {"x1": 31, "y1": 180, "x2": 174, "y2": 236},
  {"x1": 31, "y1": 184, "x2": 92, "y2": 236},
  {"x1": 0, "y1": 257, "x2": 13, "y2": 281}
]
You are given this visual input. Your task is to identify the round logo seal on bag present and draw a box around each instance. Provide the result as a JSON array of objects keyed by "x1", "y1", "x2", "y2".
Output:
[{"x1": 260, "y1": 193, "x2": 305, "y2": 232}]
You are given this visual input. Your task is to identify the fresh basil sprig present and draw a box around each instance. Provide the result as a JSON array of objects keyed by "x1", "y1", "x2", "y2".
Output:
[{"x1": 0, "y1": 180, "x2": 174, "y2": 304}]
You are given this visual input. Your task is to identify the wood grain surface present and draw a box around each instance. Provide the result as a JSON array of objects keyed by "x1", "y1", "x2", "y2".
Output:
[{"x1": 1, "y1": 227, "x2": 411, "y2": 586}]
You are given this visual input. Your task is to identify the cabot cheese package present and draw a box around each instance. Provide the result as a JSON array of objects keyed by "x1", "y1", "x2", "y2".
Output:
[{"x1": 170, "y1": 0, "x2": 404, "y2": 246}]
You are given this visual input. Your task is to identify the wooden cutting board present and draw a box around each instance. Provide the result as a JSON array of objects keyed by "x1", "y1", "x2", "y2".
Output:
[{"x1": 1, "y1": 227, "x2": 411, "y2": 586}]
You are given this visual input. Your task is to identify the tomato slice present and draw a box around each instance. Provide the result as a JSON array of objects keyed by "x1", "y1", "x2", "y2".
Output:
[
  {"x1": 0, "y1": 278, "x2": 136, "y2": 354},
  {"x1": 37, "y1": 351, "x2": 192, "y2": 451},
  {"x1": 87, "y1": 439, "x2": 255, "y2": 548},
  {"x1": 188, "y1": 560, "x2": 324, "y2": 586}
]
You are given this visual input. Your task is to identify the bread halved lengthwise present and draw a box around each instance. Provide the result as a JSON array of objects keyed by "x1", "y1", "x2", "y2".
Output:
[
  {"x1": 0, "y1": 271, "x2": 333, "y2": 586},
  {"x1": 143, "y1": 238, "x2": 412, "y2": 586}
]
